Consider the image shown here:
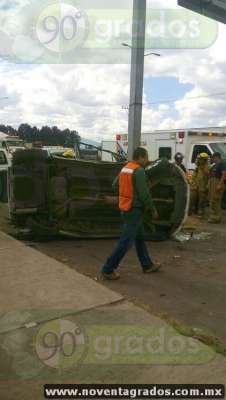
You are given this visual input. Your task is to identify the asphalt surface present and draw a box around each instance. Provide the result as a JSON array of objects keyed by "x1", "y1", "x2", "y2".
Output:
[{"x1": 33, "y1": 216, "x2": 226, "y2": 346}]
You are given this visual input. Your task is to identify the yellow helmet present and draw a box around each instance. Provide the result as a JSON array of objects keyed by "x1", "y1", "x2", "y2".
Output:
[
  {"x1": 199, "y1": 152, "x2": 209, "y2": 159},
  {"x1": 63, "y1": 149, "x2": 75, "y2": 158}
]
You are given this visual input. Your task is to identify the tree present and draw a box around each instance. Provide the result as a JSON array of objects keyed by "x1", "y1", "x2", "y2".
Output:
[
  {"x1": 18, "y1": 124, "x2": 33, "y2": 141},
  {"x1": 65, "y1": 130, "x2": 80, "y2": 147},
  {"x1": 0, "y1": 125, "x2": 8, "y2": 134},
  {"x1": 1, "y1": 123, "x2": 80, "y2": 147},
  {"x1": 6, "y1": 126, "x2": 17, "y2": 136}
]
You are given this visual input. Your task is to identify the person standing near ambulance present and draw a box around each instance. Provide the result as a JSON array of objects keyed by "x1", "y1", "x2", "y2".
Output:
[
  {"x1": 189, "y1": 152, "x2": 210, "y2": 216},
  {"x1": 208, "y1": 152, "x2": 226, "y2": 224},
  {"x1": 101, "y1": 147, "x2": 161, "y2": 280},
  {"x1": 174, "y1": 152, "x2": 187, "y2": 174}
]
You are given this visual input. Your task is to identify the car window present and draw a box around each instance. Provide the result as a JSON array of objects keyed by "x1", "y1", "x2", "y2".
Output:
[
  {"x1": 0, "y1": 151, "x2": 7, "y2": 165},
  {"x1": 191, "y1": 145, "x2": 211, "y2": 163}
]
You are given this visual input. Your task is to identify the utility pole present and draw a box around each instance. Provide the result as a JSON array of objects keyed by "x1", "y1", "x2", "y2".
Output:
[{"x1": 128, "y1": 0, "x2": 147, "y2": 160}]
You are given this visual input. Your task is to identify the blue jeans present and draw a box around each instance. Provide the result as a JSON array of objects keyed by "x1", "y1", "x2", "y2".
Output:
[{"x1": 102, "y1": 208, "x2": 153, "y2": 274}]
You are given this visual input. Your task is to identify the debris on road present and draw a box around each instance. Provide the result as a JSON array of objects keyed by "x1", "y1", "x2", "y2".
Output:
[
  {"x1": 192, "y1": 232, "x2": 212, "y2": 241},
  {"x1": 173, "y1": 232, "x2": 192, "y2": 242},
  {"x1": 173, "y1": 231, "x2": 212, "y2": 242}
]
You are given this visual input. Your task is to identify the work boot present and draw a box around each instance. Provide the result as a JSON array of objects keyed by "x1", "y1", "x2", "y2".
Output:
[
  {"x1": 143, "y1": 262, "x2": 161, "y2": 273},
  {"x1": 101, "y1": 271, "x2": 120, "y2": 280}
]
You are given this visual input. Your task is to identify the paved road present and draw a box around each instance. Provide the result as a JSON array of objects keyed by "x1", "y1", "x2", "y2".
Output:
[{"x1": 36, "y1": 216, "x2": 226, "y2": 346}]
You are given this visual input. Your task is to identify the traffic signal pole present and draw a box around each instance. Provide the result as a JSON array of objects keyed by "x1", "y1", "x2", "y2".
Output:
[{"x1": 128, "y1": 0, "x2": 147, "y2": 160}]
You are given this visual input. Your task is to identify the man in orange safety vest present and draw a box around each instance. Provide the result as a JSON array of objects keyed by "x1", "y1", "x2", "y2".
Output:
[{"x1": 101, "y1": 147, "x2": 161, "y2": 280}]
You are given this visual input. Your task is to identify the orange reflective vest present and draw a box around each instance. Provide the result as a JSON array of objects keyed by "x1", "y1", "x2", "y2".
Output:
[{"x1": 119, "y1": 162, "x2": 140, "y2": 211}]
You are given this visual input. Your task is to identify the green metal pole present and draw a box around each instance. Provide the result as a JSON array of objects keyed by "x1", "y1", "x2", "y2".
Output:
[{"x1": 128, "y1": 0, "x2": 147, "y2": 160}]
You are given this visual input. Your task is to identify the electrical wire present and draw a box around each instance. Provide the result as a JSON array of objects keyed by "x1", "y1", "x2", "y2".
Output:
[{"x1": 145, "y1": 91, "x2": 226, "y2": 106}]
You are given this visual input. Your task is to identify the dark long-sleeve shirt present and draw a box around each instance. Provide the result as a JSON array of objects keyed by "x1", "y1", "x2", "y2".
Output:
[{"x1": 210, "y1": 161, "x2": 226, "y2": 179}]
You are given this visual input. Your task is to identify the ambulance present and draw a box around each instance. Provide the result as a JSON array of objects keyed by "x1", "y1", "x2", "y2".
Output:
[
  {"x1": 101, "y1": 128, "x2": 226, "y2": 171},
  {"x1": 101, "y1": 127, "x2": 226, "y2": 207}
]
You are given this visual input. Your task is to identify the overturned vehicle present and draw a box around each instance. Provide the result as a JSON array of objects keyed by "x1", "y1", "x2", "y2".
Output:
[{"x1": 9, "y1": 149, "x2": 189, "y2": 241}]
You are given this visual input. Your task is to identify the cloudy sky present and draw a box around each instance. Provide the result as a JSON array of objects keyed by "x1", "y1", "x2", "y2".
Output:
[{"x1": 0, "y1": 0, "x2": 226, "y2": 142}]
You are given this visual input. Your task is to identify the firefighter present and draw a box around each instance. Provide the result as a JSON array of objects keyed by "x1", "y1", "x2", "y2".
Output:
[
  {"x1": 189, "y1": 152, "x2": 210, "y2": 216},
  {"x1": 174, "y1": 152, "x2": 187, "y2": 174},
  {"x1": 101, "y1": 147, "x2": 161, "y2": 280},
  {"x1": 208, "y1": 152, "x2": 226, "y2": 223}
]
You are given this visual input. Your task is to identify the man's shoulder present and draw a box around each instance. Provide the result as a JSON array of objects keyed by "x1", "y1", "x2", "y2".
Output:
[
  {"x1": 133, "y1": 166, "x2": 145, "y2": 180},
  {"x1": 134, "y1": 166, "x2": 144, "y2": 175}
]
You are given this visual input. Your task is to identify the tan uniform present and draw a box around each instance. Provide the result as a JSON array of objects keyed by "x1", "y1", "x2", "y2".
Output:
[
  {"x1": 189, "y1": 161, "x2": 209, "y2": 216},
  {"x1": 208, "y1": 162, "x2": 226, "y2": 223}
]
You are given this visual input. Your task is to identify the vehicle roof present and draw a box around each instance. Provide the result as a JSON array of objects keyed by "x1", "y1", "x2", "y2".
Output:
[
  {"x1": 143, "y1": 127, "x2": 226, "y2": 134},
  {"x1": 0, "y1": 138, "x2": 23, "y2": 144}
]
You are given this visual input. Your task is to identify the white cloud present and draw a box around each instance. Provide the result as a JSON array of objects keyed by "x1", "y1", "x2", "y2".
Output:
[
  {"x1": 0, "y1": 62, "x2": 132, "y2": 140},
  {"x1": 158, "y1": 104, "x2": 170, "y2": 112}
]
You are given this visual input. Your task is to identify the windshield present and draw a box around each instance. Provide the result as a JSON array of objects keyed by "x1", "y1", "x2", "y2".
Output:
[
  {"x1": 6, "y1": 140, "x2": 24, "y2": 147},
  {"x1": 210, "y1": 143, "x2": 226, "y2": 159}
]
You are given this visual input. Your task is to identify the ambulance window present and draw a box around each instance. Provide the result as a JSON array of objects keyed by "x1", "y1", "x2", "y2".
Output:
[
  {"x1": 191, "y1": 145, "x2": 211, "y2": 163},
  {"x1": 159, "y1": 147, "x2": 172, "y2": 160}
]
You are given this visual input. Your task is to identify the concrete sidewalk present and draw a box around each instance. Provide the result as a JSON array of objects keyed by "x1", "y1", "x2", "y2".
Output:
[
  {"x1": 0, "y1": 231, "x2": 225, "y2": 400},
  {"x1": 0, "y1": 231, "x2": 122, "y2": 332}
]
